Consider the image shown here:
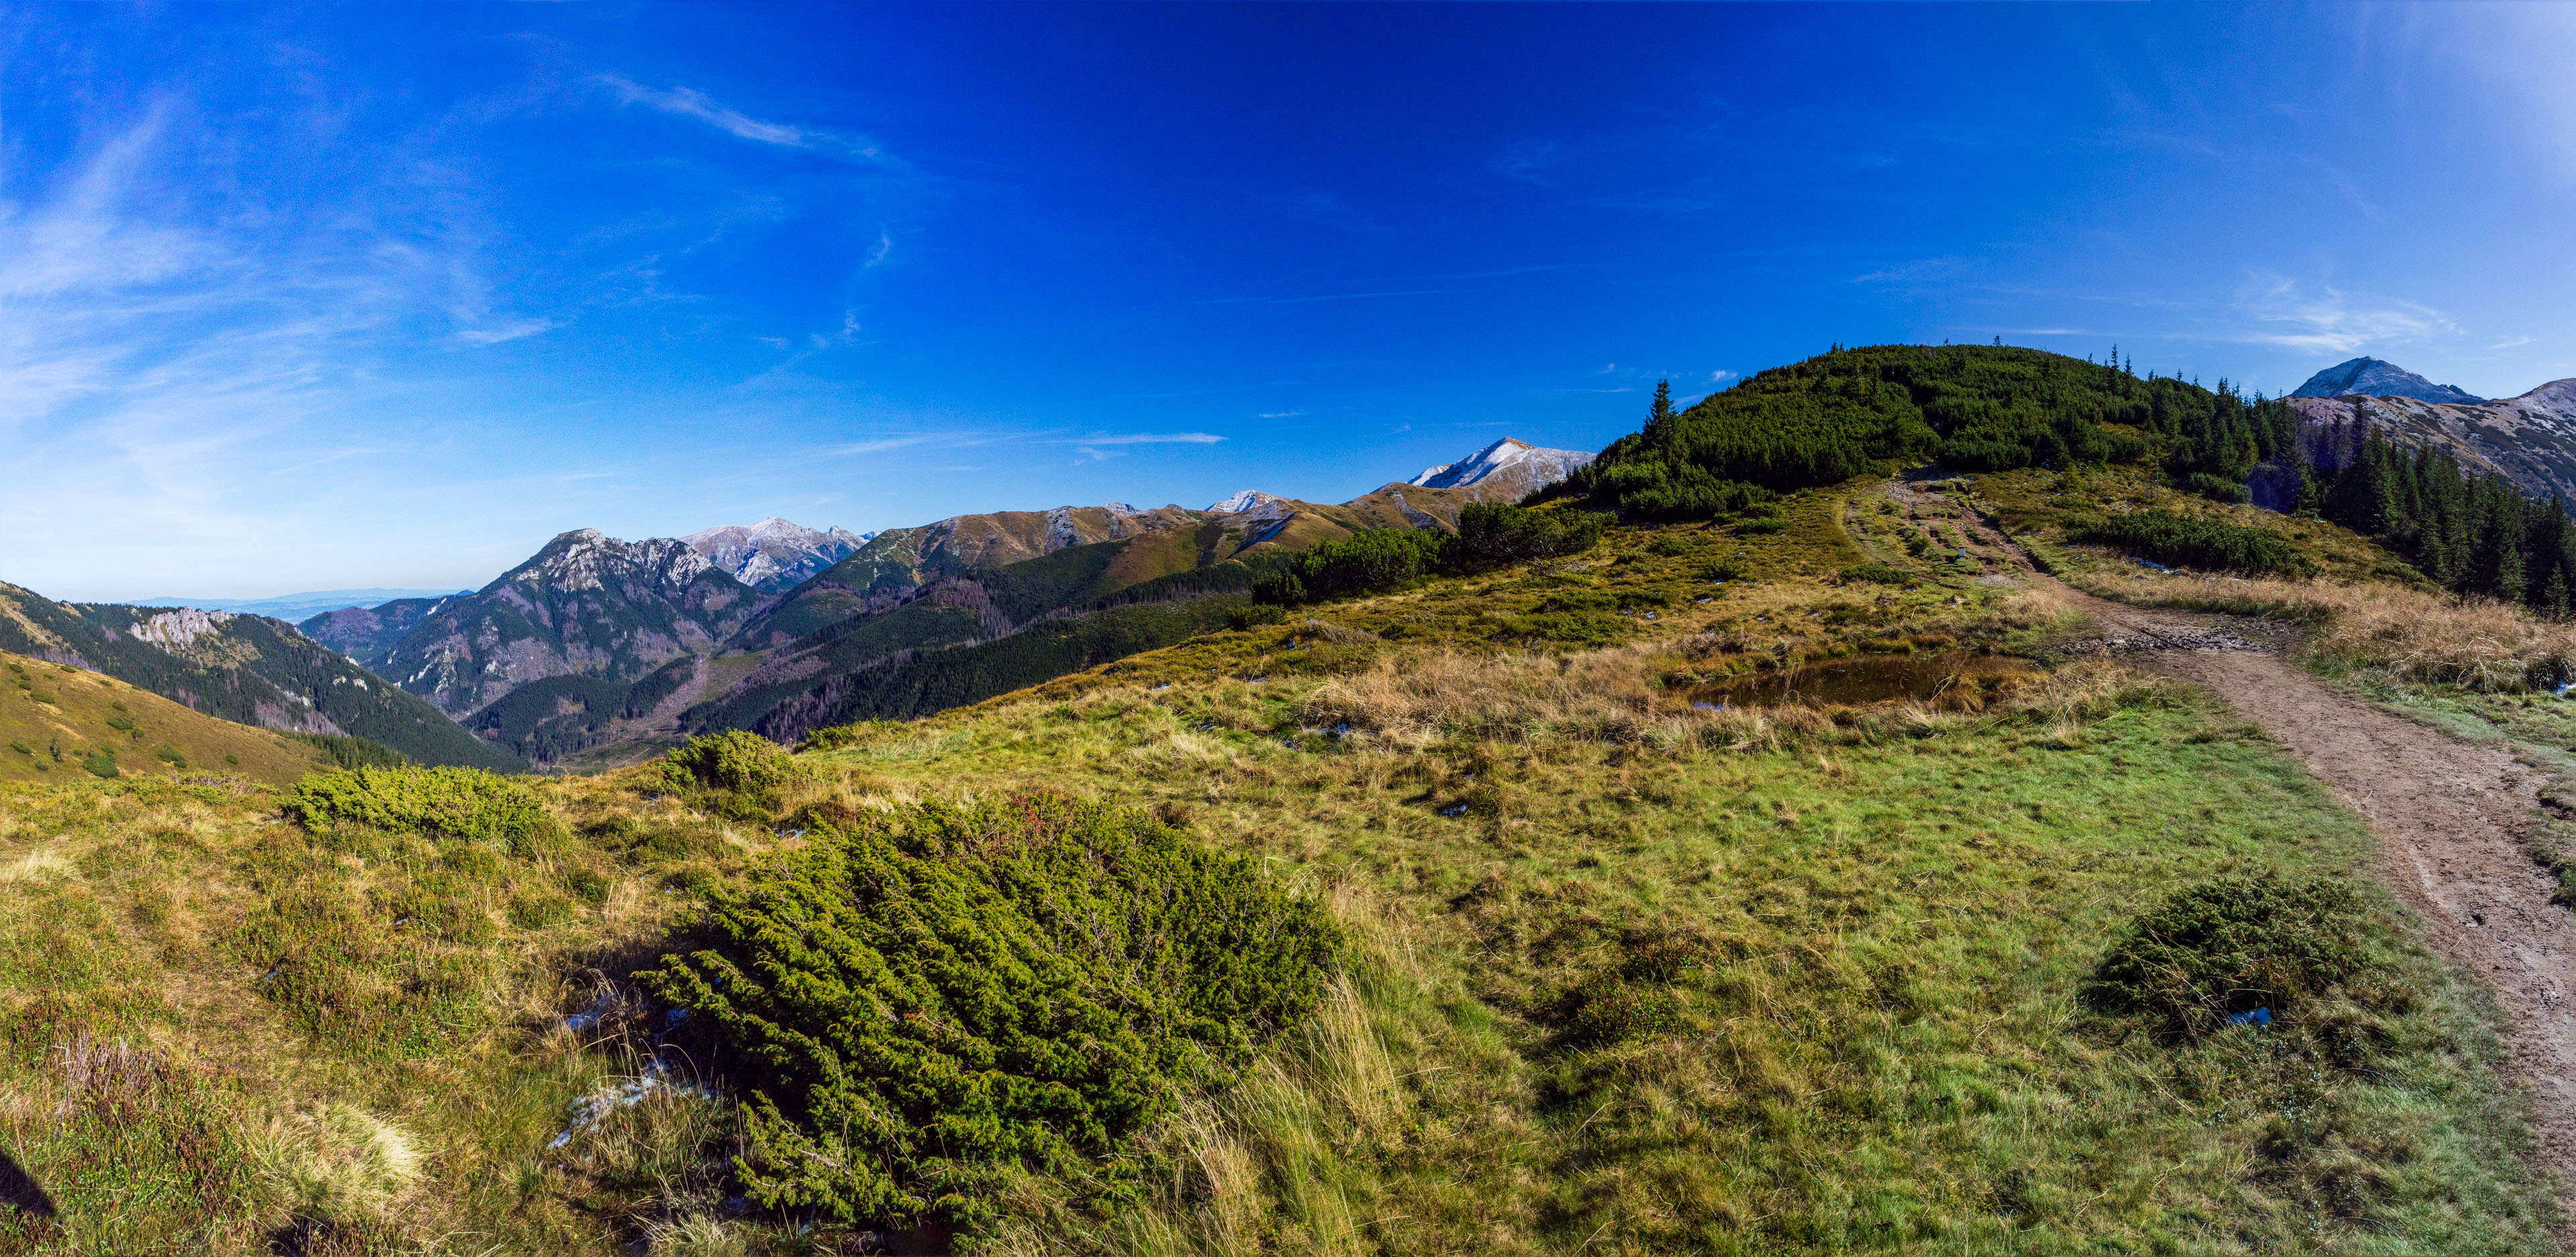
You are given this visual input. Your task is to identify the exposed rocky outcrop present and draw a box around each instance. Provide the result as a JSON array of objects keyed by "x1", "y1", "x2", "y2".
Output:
[
  {"x1": 2291, "y1": 357, "x2": 2484, "y2": 405},
  {"x1": 680, "y1": 517, "x2": 872, "y2": 592},
  {"x1": 2287, "y1": 378, "x2": 2576, "y2": 501}
]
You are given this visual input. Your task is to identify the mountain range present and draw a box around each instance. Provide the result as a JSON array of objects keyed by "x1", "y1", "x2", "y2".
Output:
[
  {"x1": 2287, "y1": 370, "x2": 2576, "y2": 502},
  {"x1": 120, "y1": 587, "x2": 473, "y2": 621},
  {"x1": 0, "y1": 583, "x2": 520, "y2": 770},
  {"x1": 681, "y1": 517, "x2": 872, "y2": 591},
  {"x1": 276, "y1": 437, "x2": 1598, "y2": 765},
  {"x1": 2291, "y1": 356, "x2": 2485, "y2": 405}
]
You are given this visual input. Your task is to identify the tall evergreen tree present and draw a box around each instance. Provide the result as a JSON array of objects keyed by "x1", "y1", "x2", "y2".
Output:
[{"x1": 1644, "y1": 379, "x2": 1676, "y2": 444}]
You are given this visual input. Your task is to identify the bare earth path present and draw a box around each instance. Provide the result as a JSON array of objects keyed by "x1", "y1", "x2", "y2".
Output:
[
  {"x1": 1867, "y1": 475, "x2": 2576, "y2": 1210},
  {"x1": 2032, "y1": 562, "x2": 2576, "y2": 1213}
]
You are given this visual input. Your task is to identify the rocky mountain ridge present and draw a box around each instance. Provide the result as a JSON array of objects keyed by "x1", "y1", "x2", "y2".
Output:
[
  {"x1": 681, "y1": 517, "x2": 872, "y2": 592},
  {"x1": 2291, "y1": 356, "x2": 2484, "y2": 405},
  {"x1": 0, "y1": 581, "x2": 519, "y2": 769},
  {"x1": 303, "y1": 529, "x2": 764, "y2": 720},
  {"x1": 1410, "y1": 436, "x2": 1596, "y2": 494},
  {"x1": 2288, "y1": 377, "x2": 2576, "y2": 502},
  {"x1": 295, "y1": 435, "x2": 1599, "y2": 764}
]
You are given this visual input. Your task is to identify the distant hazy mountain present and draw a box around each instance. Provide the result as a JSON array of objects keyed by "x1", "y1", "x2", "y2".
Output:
[
  {"x1": 1408, "y1": 437, "x2": 1596, "y2": 496},
  {"x1": 0, "y1": 580, "x2": 519, "y2": 770},
  {"x1": 2289, "y1": 377, "x2": 2576, "y2": 502},
  {"x1": 2291, "y1": 357, "x2": 2484, "y2": 405},
  {"x1": 680, "y1": 517, "x2": 872, "y2": 592},
  {"x1": 301, "y1": 529, "x2": 762, "y2": 720},
  {"x1": 126, "y1": 588, "x2": 470, "y2": 621}
]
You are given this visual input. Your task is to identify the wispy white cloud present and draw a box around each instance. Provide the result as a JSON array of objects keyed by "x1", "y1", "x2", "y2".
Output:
[
  {"x1": 1072, "y1": 432, "x2": 1224, "y2": 446},
  {"x1": 1257, "y1": 410, "x2": 1305, "y2": 419},
  {"x1": 825, "y1": 435, "x2": 939, "y2": 456},
  {"x1": 597, "y1": 75, "x2": 807, "y2": 148},
  {"x1": 455, "y1": 318, "x2": 556, "y2": 345},
  {"x1": 594, "y1": 75, "x2": 903, "y2": 171},
  {"x1": 2493, "y1": 335, "x2": 2536, "y2": 350},
  {"x1": 2232, "y1": 273, "x2": 2456, "y2": 353}
]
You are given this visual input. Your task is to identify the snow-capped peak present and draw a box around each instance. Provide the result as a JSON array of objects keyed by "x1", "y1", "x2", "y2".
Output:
[
  {"x1": 1207, "y1": 490, "x2": 1284, "y2": 514},
  {"x1": 1407, "y1": 437, "x2": 1592, "y2": 490}
]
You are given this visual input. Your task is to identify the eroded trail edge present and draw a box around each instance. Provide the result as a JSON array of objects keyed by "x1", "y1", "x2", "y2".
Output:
[{"x1": 2049, "y1": 581, "x2": 2576, "y2": 1206}]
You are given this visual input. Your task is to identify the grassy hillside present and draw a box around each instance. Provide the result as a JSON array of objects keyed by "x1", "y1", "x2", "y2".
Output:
[
  {"x1": 0, "y1": 468, "x2": 2556, "y2": 1253},
  {"x1": 0, "y1": 582, "x2": 521, "y2": 772},
  {"x1": 1, "y1": 649, "x2": 328, "y2": 787}
]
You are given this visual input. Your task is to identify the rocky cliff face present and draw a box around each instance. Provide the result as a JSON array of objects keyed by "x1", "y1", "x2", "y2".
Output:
[
  {"x1": 681, "y1": 517, "x2": 872, "y2": 592},
  {"x1": 2287, "y1": 378, "x2": 2576, "y2": 501},
  {"x1": 2291, "y1": 357, "x2": 2485, "y2": 405},
  {"x1": 347, "y1": 529, "x2": 764, "y2": 719}
]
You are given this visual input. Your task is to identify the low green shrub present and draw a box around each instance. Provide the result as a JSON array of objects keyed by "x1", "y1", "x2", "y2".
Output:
[
  {"x1": 1488, "y1": 611, "x2": 1629, "y2": 645},
  {"x1": 1700, "y1": 561, "x2": 1746, "y2": 582},
  {"x1": 643, "y1": 793, "x2": 1339, "y2": 1232},
  {"x1": 104, "y1": 715, "x2": 135, "y2": 732},
  {"x1": 288, "y1": 732, "x2": 411, "y2": 770},
  {"x1": 1539, "y1": 590, "x2": 1617, "y2": 613},
  {"x1": 1841, "y1": 563, "x2": 1906, "y2": 585},
  {"x1": 29, "y1": 690, "x2": 56, "y2": 705},
  {"x1": 507, "y1": 891, "x2": 575, "y2": 929},
  {"x1": 1255, "y1": 528, "x2": 1447, "y2": 605},
  {"x1": 562, "y1": 868, "x2": 611, "y2": 906},
  {"x1": 280, "y1": 767, "x2": 552, "y2": 850},
  {"x1": 1735, "y1": 518, "x2": 1788, "y2": 536},
  {"x1": 1447, "y1": 502, "x2": 1606, "y2": 571},
  {"x1": 1225, "y1": 602, "x2": 1288, "y2": 631},
  {"x1": 658, "y1": 730, "x2": 798, "y2": 796},
  {"x1": 2069, "y1": 510, "x2": 2307, "y2": 576},
  {"x1": 1565, "y1": 981, "x2": 1680, "y2": 1046},
  {"x1": 7, "y1": 740, "x2": 28, "y2": 755},
  {"x1": 2085, "y1": 873, "x2": 2372, "y2": 1038},
  {"x1": 81, "y1": 749, "x2": 118, "y2": 778}
]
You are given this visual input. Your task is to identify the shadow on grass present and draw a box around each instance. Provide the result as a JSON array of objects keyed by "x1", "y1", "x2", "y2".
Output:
[{"x1": 0, "y1": 1148, "x2": 54, "y2": 1218}]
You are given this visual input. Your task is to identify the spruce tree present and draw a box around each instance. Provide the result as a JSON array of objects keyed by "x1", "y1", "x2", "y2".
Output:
[{"x1": 1644, "y1": 380, "x2": 1676, "y2": 445}]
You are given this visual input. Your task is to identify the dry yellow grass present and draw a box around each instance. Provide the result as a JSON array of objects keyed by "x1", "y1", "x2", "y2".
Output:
[
  {"x1": 2090, "y1": 572, "x2": 2576, "y2": 692},
  {"x1": 1302, "y1": 636, "x2": 2161, "y2": 756}
]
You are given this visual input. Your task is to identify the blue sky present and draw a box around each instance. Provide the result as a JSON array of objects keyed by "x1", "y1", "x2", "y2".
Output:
[{"x1": 4, "y1": 2, "x2": 2573, "y2": 600}]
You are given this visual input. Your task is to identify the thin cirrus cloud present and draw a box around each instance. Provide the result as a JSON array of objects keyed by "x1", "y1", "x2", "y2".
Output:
[
  {"x1": 594, "y1": 74, "x2": 904, "y2": 170},
  {"x1": 2232, "y1": 274, "x2": 2457, "y2": 355},
  {"x1": 1072, "y1": 432, "x2": 1224, "y2": 446},
  {"x1": 596, "y1": 75, "x2": 807, "y2": 147}
]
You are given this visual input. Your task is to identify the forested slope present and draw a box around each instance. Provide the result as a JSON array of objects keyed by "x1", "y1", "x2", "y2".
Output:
[{"x1": 0, "y1": 582, "x2": 520, "y2": 770}]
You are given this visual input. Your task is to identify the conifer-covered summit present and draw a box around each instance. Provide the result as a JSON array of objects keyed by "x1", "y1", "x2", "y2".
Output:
[{"x1": 1560, "y1": 345, "x2": 2289, "y2": 518}]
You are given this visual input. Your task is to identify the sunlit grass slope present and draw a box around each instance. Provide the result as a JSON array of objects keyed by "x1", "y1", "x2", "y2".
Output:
[
  {"x1": 0, "y1": 490, "x2": 2557, "y2": 1255},
  {"x1": 1, "y1": 649, "x2": 325, "y2": 787}
]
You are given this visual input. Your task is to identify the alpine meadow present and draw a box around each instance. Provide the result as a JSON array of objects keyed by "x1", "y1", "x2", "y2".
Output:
[{"x1": 9, "y1": 5, "x2": 2576, "y2": 1255}]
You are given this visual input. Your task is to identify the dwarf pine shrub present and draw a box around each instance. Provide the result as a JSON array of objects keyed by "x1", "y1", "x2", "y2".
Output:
[
  {"x1": 642, "y1": 792, "x2": 1339, "y2": 1231},
  {"x1": 659, "y1": 730, "x2": 797, "y2": 796},
  {"x1": 2085, "y1": 873, "x2": 2372, "y2": 1038},
  {"x1": 280, "y1": 766, "x2": 552, "y2": 849},
  {"x1": 2069, "y1": 510, "x2": 2308, "y2": 576}
]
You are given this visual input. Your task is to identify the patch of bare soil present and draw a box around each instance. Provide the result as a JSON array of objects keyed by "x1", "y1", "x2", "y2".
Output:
[{"x1": 2039, "y1": 578, "x2": 2576, "y2": 1215}]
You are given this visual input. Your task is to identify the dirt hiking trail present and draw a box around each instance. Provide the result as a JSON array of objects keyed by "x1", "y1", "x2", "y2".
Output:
[{"x1": 1893, "y1": 475, "x2": 2576, "y2": 1215}]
